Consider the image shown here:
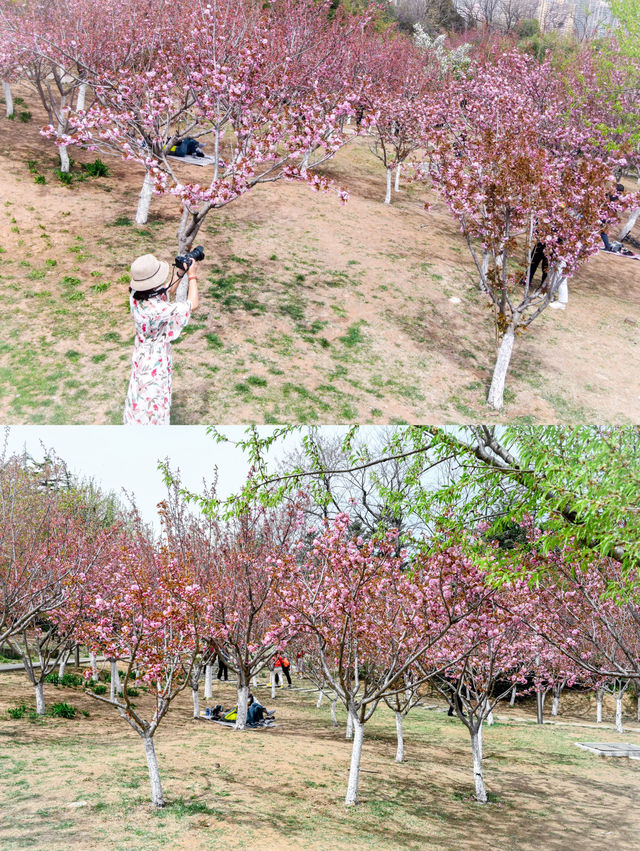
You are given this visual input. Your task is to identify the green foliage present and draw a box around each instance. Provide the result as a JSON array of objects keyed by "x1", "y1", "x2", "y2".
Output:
[
  {"x1": 82, "y1": 158, "x2": 110, "y2": 178},
  {"x1": 18, "y1": 111, "x2": 31, "y2": 123},
  {"x1": 34, "y1": 174, "x2": 46, "y2": 185},
  {"x1": 60, "y1": 673, "x2": 83, "y2": 688},
  {"x1": 89, "y1": 683, "x2": 107, "y2": 695},
  {"x1": 55, "y1": 169, "x2": 74, "y2": 186},
  {"x1": 7, "y1": 704, "x2": 28, "y2": 719},
  {"x1": 50, "y1": 702, "x2": 76, "y2": 719}
]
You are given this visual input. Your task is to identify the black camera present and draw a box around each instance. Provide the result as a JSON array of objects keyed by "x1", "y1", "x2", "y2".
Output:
[{"x1": 175, "y1": 245, "x2": 205, "y2": 272}]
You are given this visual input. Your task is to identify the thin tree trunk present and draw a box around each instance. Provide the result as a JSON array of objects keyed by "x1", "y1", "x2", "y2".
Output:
[
  {"x1": 394, "y1": 163, "x2": 401, "y2": 192},
  {"x1": 384, "y1": 167, "x2": 392, "y2": 204},
  {"x1": 192, "y1": 687, "x2": 200, "y2": 719},
  {"x1": 89, "y1": 652, "x2": 98, "y2": 681},
  {"x1": 136, "y1": 172, "x2": 154, "y2": 225},
  {"x1": 110, "y1": 661, "x2": 122, "y2": 701},
  {"x1": 536, "y1": 690, "x2": 544, "y2": 725},
  {"x1": 3, "y1": 81, "x2": 13, "y2": 118},
  {"x1": 35, "y1": 681, "x2": 45, "y2": 716},
  {"x1": 142, "y1": 734, "x2": 165, "y2": 807},
  {"x1": 637, "y1": 695, "x2": 640, "y2": 722},
  {"x1": 58, "y1": 648, "x2": 70, "y2": 678},
  {"x1": 271, "y1": 672, "x2": 277, "y2": 700},
  {"x1": 395, "y1": 712, "x2": 404, "y2": 763},
  {"x1": 251, "y1": 675, "x2": 258, "y2": 688},
  {"x1": 204, "y1": 665, "x2": 213, "y2": 700},
  {"x1": 331, "y1": 698, "x2": 338, "y2": 727},
  {"x1": 345, "y1": 717, "x2": 364, "y2": 806},
  {"x1": 487, "y1": 323, "x2": 516, "y2": 411},
  {"x1": 316, "y1": 690, "x2": 324, "y2": 708},
  {"x1": 470, "y1": 724, "x2": 487, "y2": 804},
  {"x1": 76, "y1": 82, "x2": 87, "y2": 111},
  {"x1": 551, "y1": 694, "x2": 559, "y2": 716},
  {"x1": 616, "y1": 696, "x2": 623, "y2": 734},
  {"x1": 618, "y1": 206, "x2": 640, "y2": 241},
  {"x1": 596, "y1": 690, "x2": 603, "y2": 723},
  {"x1": 235, "y1": 683, "x2": 249, "y2": 731},
  {"x1": 57, "y1": 94, "x2": 70, "y2": 173},
  {"x1": 509, "y1": 685, "x2": 517, "y2": 706},
  {"x1": 346, "y1": 709, "x2": 354, "y2": 739}
]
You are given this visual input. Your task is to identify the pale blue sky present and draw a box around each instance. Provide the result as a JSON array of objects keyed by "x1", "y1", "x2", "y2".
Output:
[{"x1": 4, "y1": 426, "x2": 271, "y2": 526}]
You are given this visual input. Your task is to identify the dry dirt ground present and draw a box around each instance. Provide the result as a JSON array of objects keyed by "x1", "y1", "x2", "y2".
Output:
[
  {"x1": 0, "y1": 86, "x2": 639, "y2": 424},
  {"x1": 1, "y1": 669, "x2": 640, "y2": 850}
]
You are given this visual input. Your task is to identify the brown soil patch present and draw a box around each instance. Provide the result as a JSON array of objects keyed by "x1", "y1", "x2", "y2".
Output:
[{"x1": 0, "y1": 86, "x2": 638, "y2": 423}]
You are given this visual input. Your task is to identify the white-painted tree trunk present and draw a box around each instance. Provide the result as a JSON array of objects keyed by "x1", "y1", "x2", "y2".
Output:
[
  {"x1": 89, "y1": 652, "x2": 98, "y2": 681},
  {"x1": 3, "y1": 81, "x2": 13, "y2": 117},
  {"x1": 251, "y1": 675, "x2": 258, "y2": 688},
  {"x1": 331, "y1": 698, "x2": 338, "y2": 727},
  {"x1": 345, "y1": 717, "x2": 364, "y2": 806},
  {"x1": 235, "y1": 684, "x2": 250, "y2": 731},
  {"x1": 57, "y1": 94, "x2": 70, "y2": 173},
  {"x1": 616, "y1": 696, "x2": 623, "y2": 734},
  {"x1": 271, "y1": 672, "x2": 277, "y2": 699},
  {"x1": 394, "y1": 163, "x2": 401, "y2": 192},
  {"x1": 58, "y1": 649, "x2": 70, "y2": 678},
  {"x1": 471, "y1": 725, "x2": 487, "y2": 804},
  {"x1": 192, "y1": 687, "x2": 200, "y2": 719},
  {"x1": 35, "y1": 681, "x2": 45, "y2": 715},
  {"x1": 76, "y1": 82, "x2": 87, "y2": 112},
  {"x1": 486, "y1": 708, "x2": 494, "y2": 726},
  {"x1": 143, "y1": 734, "x2": 164, "y2": 807},
  {"x1": 204, "y1": 665, "x2": 213, "y2": 700},
  {"x1": 110, "y1": 661, "x2": 122, "y2": 701},
  {"x1": 346, "y1": 710, "x2": 354, "y2": 740},
  {"x1": 596, "y1": 690, "x2": 603, "y2": 723},
  {"x1": 59, "y1": 143, "x2": 70, "y2": 173},
  {"x1": 487, "y1": 324, "x2": 516, "y2": 410},
  {"x1": 316, "y1": 690, "x2": 324, "y2": 708},
  {"x1": 552, "y1": 695, "x2": 559, "y2": 716},
  {"x1": 395, "y1": 712, "x2": 404, "y2": 763},
  {"x1": 558, "y1": 278, "x2": 569, "y2": 305},
  {"x1": 136, "y1": 172, "x2": 154, "y2": 225},
  {"x1": 618, "y1": 206, "x2": 640, "y2": 241},
  {"x1": 384, "y1": 167, "x2": 392, "y2": 204},
  {"x1": 509, "y1": 685, "x2": 517, "y2": 707},
  {"x1": 637, "y1": 695, "x2": 640, "y2": 722}
]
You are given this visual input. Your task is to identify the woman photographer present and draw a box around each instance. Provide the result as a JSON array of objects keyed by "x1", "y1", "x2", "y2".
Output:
[{"x1": 123, "y1": 252, "x2": 199, "y2": 425}]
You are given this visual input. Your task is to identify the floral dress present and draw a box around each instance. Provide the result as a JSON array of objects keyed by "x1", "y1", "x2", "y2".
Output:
[{"x1": 123, "y1": 293, "x2": 191, "y2": 425}]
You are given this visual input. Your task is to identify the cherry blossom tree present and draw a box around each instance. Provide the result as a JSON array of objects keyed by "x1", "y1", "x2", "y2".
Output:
[
  {"x1": 362, "y1": 34, "x2": 440, "y2": 203},
  {"x1": 37, "y1": 0, "x2": 372, "y2": 245},
  {"x1": 75, "y1": 537, "x2": 204, "y2": 807},
  {"x1": 267, "y1": 515, "x2": 485, "y2": 806},
  {"x1": 423, "y1": 49, "x2": 637, "y2": 409}
]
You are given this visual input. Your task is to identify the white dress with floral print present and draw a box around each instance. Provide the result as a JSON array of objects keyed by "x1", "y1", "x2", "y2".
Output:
[{"x1": 123, "y1": 293, "x2": 191, "y2": 425}]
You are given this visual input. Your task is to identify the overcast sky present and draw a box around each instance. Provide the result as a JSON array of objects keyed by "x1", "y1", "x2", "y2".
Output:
[{"x1": 4, "y1": 426, "x2": 282, "y2": 526}]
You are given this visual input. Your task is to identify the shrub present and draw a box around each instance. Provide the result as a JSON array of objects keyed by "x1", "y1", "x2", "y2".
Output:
[
  {"x1": 45, "y1": 672, "x2": 60, "y2": 685},
  {"x1": 60, "y1": 673, "x2": 83, "y2": 688},
  {"x1": 83, "y1": 158, "x2": 110, "y2": 177},
  {"x1": 7, "y1": 704, "x2": 28, "y2": 719},
  {"x1": 55, "y1": 169, "x2": 74, "y2": 186},
  {"x1": 89, "y1": 683, "x2": 107, "y2": 695},
  {"x1": 34, "y1": 174, "x2": 46, "y2": 185},
  {"x1": 50, "y1": 702, "x2": 76, "y2": 719},
  {"x1": 19, "y1": 111, "x2": 31, "y2": 123},
  {"x1": 125, "y1": 686, "x2": 139, "y2": 697}
]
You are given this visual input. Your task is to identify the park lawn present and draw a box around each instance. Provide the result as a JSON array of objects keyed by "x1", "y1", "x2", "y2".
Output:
[
  {"x1": 1, "y1": 670, "x2": 639, "y2": 850},
  {"x1": 1, "y1": 88, "x2": 640, "y2": 424}
]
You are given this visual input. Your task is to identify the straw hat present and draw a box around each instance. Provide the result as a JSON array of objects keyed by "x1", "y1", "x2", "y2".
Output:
[{"x1": 130, "y1": 254, "x2": 171, "y2": 292}]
